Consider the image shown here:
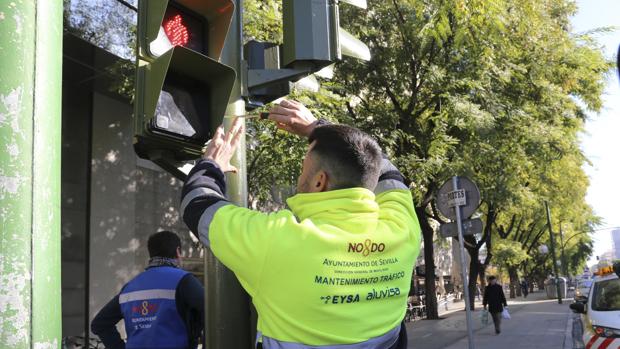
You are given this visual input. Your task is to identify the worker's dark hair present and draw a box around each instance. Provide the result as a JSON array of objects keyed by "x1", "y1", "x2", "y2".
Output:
[
  {"x1": 308, "y1": 125, "x2": 382, "y2": 190},
  {"x1": 147, "y1": 231, "x2": 181, "y2": 258},
  {"x1": 488, "y1": 275, "x2": 497, "y2": 281}
]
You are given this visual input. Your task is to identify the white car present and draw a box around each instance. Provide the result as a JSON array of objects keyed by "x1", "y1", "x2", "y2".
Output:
[
  {"x1": 571, "y1": 263, "x2": 620, "y2": 349},
  {"x1": 575, "y1": 278, "x2": 594, "y2": 302}
]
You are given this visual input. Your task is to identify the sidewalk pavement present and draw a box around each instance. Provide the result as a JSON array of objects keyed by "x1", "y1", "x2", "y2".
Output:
[
  {"x1": 437, "y1": 294, "x2": 485, "y2": 317},
  {"x1": 407, "y1": 291, "x2": 575, "y2": 349}
]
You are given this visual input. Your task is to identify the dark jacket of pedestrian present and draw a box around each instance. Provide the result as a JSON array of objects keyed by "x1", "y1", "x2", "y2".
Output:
[{"x1": 483, "y1": 283, "x2": 507, "y2": 313}]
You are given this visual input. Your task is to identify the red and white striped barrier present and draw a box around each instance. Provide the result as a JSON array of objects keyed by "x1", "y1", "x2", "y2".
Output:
[{"x1": 585, "y1": 334, "x2": 620, "y2": 349}]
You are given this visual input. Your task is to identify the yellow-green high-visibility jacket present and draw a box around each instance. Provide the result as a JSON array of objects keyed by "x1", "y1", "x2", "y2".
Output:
[{"x1": 181, "y1": 158, "x2": 421, "y2": 348}]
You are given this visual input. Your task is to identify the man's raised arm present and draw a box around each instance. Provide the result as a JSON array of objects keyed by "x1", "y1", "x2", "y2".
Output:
[
  {"x1": 181, "y1": 159, "x2": 231, "y2": 247},
  {"x1": 375, "y1": 155, "x2": 408, "y2": 195},
  {"x1": 180, "y1": 122, "x2": 242, "y2": 246},
  {"x1": 179, "y1": 119, "x2": 277, "y2": 295}
]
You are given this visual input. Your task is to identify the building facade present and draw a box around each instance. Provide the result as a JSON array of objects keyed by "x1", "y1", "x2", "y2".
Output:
[
  {"x1": 612, "y1": 229, "x2": 620, "y2": 260},
  {"x1": 60, "y1": 0, "x2": 204, "y2": 342}
]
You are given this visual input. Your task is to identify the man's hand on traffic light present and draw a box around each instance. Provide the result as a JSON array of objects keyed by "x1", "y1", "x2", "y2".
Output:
[
  {"x1": 268, "y1": 99, "x2": 318, "y2": 137},
  {"x1": 203, "y1": 117, "x2": 244, "y2": 173}
]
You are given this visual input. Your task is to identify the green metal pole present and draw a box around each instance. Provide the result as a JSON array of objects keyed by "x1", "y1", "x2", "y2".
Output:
[
  {"x1": 203, "y1": 0, "x2": 252, "y2": 348},
  {"x1": 0, "y1": 1, "x2": 63, "y2": 348},
  {"x1": 544, "y1": 201, "x2": 562, "y2": 304}
]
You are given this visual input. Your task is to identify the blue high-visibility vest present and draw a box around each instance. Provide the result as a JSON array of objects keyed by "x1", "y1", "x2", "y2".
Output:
[{"x1": 119, "y1": 266, "x2": 190, "y2": 349}]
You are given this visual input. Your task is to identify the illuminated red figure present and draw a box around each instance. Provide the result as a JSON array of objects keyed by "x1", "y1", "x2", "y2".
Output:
[{"x1": 164, "y1": 14, "x2": 189, "y2": 47}]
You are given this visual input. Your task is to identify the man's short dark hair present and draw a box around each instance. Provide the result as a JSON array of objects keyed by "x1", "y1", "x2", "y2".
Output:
[
  {"x1": 488, "y1": 276, "x2": 497, "y2": 281},
  {"x1": 308, "y1": 125, "x2": 382, "y2": 190},
  {"x1": 147, "y1": 231, "x2": 181, "y2": 258}
]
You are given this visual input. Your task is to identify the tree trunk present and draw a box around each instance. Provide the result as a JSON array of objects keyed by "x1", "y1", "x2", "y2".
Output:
[
  {"x1": 508, "y1": 266, "x2": 519, "y2": 298},
  {"x1": 513, "y1": 265, "x2": 522, "y2": 297},
  {"x1": 479, "y1": 267, "x2": 487, "y2": 291},
  {"x1": 467, "y1": 247, "x2": 480, "y2": 310},
  {"x1": 538, "y1": 277, "x2": 546, "y2": 291},
  {"x1": 417, "y1": 206, "x2": 439, "y2": 319}
]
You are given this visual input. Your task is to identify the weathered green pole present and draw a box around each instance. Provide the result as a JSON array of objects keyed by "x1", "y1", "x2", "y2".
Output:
[
  {"x1": 203, "y1": 0, "x2": 252, "y2": 348},
  {"x1": 0, "y1": 1, "x2": 63, "y2": 348}
]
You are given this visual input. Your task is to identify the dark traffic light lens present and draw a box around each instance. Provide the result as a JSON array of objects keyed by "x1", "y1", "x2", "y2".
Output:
[
  {"x1": 154, "y1": 90, "x2": 197, "y2": 139},
  {"x1": 151, "y1": 73, "x2": 211, "y2": 144}
]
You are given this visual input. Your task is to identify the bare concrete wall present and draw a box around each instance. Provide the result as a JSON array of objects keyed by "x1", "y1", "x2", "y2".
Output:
[{"x1": 88, "y1": 92, "x2": 200, "y2": 334}]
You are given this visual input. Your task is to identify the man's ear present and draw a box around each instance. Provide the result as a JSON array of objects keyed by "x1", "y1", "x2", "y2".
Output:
[
  {"x1": 176, "y1": 246, "x2": 182, "y2": 259},
  {"x1": 312, "y1": 170, "x2": 329, "y2": 192}
]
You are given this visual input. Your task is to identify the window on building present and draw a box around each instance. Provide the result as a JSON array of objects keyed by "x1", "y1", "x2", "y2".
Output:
[{"x1": 64, "y1": 0, "x2": 138, "y2": 60}]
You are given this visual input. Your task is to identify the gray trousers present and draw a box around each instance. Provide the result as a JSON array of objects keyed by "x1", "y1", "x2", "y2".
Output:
[{"x1": 491, "y1": 312, "x2": 502, "y2": 332}]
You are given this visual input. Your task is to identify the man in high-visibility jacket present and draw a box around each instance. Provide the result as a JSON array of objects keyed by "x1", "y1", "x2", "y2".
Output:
[{"x1": 181, "y1": 100, "x2": 421, "y2": 348}]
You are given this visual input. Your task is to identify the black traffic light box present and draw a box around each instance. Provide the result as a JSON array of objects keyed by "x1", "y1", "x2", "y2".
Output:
[
  {"x1": 244, "y1": 0, "x2": 371, "y2": 107},
  {"x1": 282, "y1": 0, "x2": 370, "y2": 69},
  {"x1": 134, "y1": 0, "x2": 236, "y2": 163}
]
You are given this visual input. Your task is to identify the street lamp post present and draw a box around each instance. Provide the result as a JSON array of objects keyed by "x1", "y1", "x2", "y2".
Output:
[
  {"x1": 544, "y1": 201, "x2": 562, "y2": 304},
  {"x1": 559, "y1": 223, "x2": 568, "y2": 278}
]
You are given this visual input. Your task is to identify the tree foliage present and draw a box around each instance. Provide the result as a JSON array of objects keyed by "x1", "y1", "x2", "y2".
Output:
[{"x1": 494, "y1": 239, "x2": 530, "y2": 270}]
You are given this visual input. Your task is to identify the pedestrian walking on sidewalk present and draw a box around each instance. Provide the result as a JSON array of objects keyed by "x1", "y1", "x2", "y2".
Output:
[
  {"x1": 520, "y1": 279, "x2": 529, "y2": 298},
  {"x1": 483, "y1": 276, "x2": 508, "y2": 335}
]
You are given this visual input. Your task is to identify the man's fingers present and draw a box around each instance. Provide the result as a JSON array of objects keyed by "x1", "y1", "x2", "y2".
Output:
[
  {"x1": 280, "y1": 99, "x2": 301, "y2": 109},
  {"x1": 268, "y1": 112, "x2": 291, "y2": 125},
  {"x1": 224, "y1": 117, "x2": 243, "y2": 144},
  {"x1": 230, "y1": 122, "x2": 244, "y2": 146},
  {"x1": 213, "y1": 125, "x2": 225, "y2": 144},
  {"x1": 270, "y1": 105, "x2": 297, "y2": 119}
]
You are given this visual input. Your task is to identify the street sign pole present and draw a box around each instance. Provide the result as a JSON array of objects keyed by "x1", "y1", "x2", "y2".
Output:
[
  {"x1": 559, "y1": 222, "x2": 568, "y2": 278},
  {"x1": 452, "y1": 176, "x2": 475, "y2": 349}
]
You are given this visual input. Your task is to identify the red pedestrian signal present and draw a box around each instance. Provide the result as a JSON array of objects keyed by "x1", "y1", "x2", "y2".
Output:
[{"x1": 163, "y1": 14, "x2": 189, "y2": 47}]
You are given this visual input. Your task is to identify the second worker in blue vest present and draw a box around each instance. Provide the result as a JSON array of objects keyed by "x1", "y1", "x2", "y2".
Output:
[{"x1": 91, "y1": 231, "x2": 205, "y2": 349}]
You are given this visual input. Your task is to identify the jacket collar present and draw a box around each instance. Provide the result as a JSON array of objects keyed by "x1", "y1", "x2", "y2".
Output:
[{"x1": 286, "y1": 188, "x2": 379, "y2": 234}]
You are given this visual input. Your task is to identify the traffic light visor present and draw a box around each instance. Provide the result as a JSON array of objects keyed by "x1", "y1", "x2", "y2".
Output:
[{"x1": 137, "y1": 46, "x2": 235, "y2": 149}]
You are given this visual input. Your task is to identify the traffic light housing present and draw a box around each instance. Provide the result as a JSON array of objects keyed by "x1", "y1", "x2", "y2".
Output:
[
  {"x1": 134, "y1": 0, "x2": 236, "y2": 163},
  {"x1": 244, "y1": 0, "x2": 370, "y2": 107},
  {"x1": 282, "y1": 0, "x2": 370, "y2": 69}
]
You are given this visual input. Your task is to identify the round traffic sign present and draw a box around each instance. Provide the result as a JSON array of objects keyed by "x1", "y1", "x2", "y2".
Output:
[{"x1": 436, "y1": 176, "x2": 481, "y2": 220}]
